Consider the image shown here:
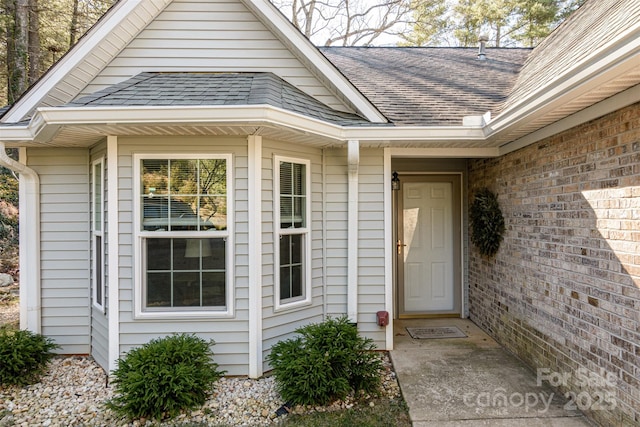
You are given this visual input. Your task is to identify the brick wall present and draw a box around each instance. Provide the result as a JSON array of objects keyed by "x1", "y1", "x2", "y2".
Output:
[{"x1": 468, "y1": 102, "x2": 640, "y2": 426}]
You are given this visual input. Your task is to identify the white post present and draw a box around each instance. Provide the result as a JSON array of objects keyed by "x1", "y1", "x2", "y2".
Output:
[
  {"x1": 107, "y1": 136, "x2": 120, "y2": 372},
  {"x1": 347, "y1": 140, "x2": 359, "y2": 323},
  {"x1": 248, "y1": 135, "x2": 263, "y2": 378}
]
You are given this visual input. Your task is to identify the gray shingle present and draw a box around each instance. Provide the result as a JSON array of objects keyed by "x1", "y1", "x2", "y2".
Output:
[
  {"x1": 321, "y1": 47, "x2": 531, "y2": 126},
  {"x1": 68, "y1": 72, "x2": 377, "y2": 127}
]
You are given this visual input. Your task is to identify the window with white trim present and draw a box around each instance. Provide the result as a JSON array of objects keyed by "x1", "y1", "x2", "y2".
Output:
[
  {"x1": 92, "y1": 159, "x2": 105, "y2": 310},
  {"x1": 275, "y1": 157, "x2": 311, "y2": 307},
  {"x1": 136, "y1": 155, "x2": 231, "y2": 313}
]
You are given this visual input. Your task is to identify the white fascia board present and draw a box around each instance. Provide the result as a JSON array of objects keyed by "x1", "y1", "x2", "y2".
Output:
[
  {"x1": 32, "y1": 105, "x2": 487, "y2": 144},
  {"x1": 344, "y1": 126, "x2": 486, "y2": 142},
  {"x1": 487, "y1": 26, "x2": 640, "y2": 139},
  {"x1": 0, "y1": 126, "x2": 33, "y2": 141},
  {"x1": 242, "y1": 0, "x2": 387, "y2": 124},
  {"x1": 2, "y1": 0, "x2": 170, "y2": 124}
]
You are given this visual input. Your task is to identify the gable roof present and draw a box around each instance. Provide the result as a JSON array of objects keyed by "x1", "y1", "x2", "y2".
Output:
[
  {"x1": 321, "y1": 47, "x2": 531, "y2": 126},
  {"x1": 67, "y1": 72, "x2": 376, "y2": 126},
  {"x1": 0, "y1": 0, "x2": 386, "y2": 124}
]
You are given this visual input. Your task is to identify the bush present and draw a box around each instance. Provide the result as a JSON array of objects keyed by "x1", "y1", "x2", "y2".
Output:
[
  {"x1": 0, "y1": 326, "x2": 60, "y2": 386},
  {"x1": 106, "y1": 333, "x2": 225, "y2": 421},
  {"x1": 267, "y1": 316, "x2": 382, "y2": 406}
]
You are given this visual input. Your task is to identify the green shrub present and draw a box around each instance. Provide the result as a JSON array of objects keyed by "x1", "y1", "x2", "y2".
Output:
[
  {"x1": 106, "y1": 333, "x2": 225, "y2": 421},
  {"x1": 267, "y1": 316, "x2": 382, "y2": 406},
  {"x1": 0, "y1": 326, "x2": 60, "y2": 386}
]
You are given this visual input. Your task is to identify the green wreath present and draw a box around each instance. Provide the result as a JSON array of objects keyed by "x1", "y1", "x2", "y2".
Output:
[{"x1": 469, "y1": 188, "x2": 505, "y2": 257}]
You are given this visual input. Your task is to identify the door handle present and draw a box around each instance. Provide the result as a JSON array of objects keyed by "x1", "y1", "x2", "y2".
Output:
[{"x1": 397, "y1": 239, "x2": 407, "y2": 254}]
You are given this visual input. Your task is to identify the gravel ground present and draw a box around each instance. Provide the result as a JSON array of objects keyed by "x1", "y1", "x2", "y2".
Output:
[
  {"x1": 0, "y1": 297, "x2": 401, "y2": 426},
  {"x1": 0, "y1": 284, "x2": 19, "y2": 327}
]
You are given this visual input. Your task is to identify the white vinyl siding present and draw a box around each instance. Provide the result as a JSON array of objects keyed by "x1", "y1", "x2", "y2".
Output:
[
  {"x1": 82, "y1": 0, "x2": 352, "y2": 113},
  {"x1": 29, "y1": 148, "x2": 90, "y2": 354},
  {"x1": 90, "y1": 143, "x2": 109, "y2": 370},
  {"x1": 356, "y1": 149, "x2": 386, "y2": 347},
  {"x1": 324, "y1": 149, "x2": 349, "y2": 316},
  {"x1": 118, "y1": 137, "x2": 249, "y2": 376},
  {"x1": 260, "y1": 141, "x2": 324, "y2": 369}
]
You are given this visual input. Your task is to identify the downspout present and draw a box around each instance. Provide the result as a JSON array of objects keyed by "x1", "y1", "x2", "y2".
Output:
[
  {"x1": 347, "y1": 140, "x2": 359, "y2": 324},
  {"x1": 0, "y1": 143, "x2": 40, "y2": 333}
]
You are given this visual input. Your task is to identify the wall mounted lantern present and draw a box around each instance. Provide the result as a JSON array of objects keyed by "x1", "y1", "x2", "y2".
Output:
[{"x1": 391, "y1": 171, "x2": 400, "y2": 191}]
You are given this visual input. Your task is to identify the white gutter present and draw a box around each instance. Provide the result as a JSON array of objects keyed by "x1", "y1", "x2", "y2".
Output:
[
  {"x1": 0, "y1": 144, "x2": 40, "y2": 333},
  {"x1": 27, "y1": 105, "x2": 486, "y2": 144},
  {"x1": 347, "y1": 140, "x2": 359, "y2": 323}
]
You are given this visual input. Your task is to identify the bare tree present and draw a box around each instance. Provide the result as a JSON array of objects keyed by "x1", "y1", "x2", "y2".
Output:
[{"x1": 274, "y1": 0, "x2": 412, "y2": 46}]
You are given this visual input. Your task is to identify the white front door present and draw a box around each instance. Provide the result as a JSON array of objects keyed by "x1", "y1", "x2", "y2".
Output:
[{"x1": 397, "y1": 175, "x2": 461, "y2": 316}]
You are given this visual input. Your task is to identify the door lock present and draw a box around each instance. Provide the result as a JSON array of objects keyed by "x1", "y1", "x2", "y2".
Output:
[{"x1": 397, "y1": 239, "x2": 407, "y2": 254}]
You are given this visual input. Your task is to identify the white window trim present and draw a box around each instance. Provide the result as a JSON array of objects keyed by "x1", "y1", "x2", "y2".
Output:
[
  {"x1": 274, "y1": 155, "x2": 312, "y2": 312},
  {"x1": 92, "y1": 158, "x2": 105, "y2": 311},
  {"x1": 133, "y1": 153, "x2": 234, "y2": 319}
]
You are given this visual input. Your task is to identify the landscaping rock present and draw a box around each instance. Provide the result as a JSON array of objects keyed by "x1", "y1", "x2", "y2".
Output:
[{"x1": 0, "y1": 274, "x2": 13, "y2": 287}]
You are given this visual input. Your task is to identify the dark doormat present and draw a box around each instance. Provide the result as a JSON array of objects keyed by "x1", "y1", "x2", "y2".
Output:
[{"x1": 406, "y1": 326, "x2": 467, "y2": 339}]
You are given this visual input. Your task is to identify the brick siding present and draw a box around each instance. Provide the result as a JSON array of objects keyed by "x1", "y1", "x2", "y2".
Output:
[{"x1": 468, "y1": 102, "x2": 640, "y2": 426}]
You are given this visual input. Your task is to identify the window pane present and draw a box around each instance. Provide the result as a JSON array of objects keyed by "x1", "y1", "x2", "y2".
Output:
[
  {"x1": 280, "y1": 235, "x2": 291, "y2": 265},
  {"x1": 170, "y1": 160, "x2": 198, "y2": 195},
  {"x1": 142, "y1": 159, "x2": 168, "y2": 195},
  {"x1": 145, "y1": 237, "x2": 226, "y2": 310},
  {"x1": 291, "y1": 265, "x2": 302, "y2": 298},
  {"x1": 279, "y1": 234, "x2": 303, "y2": 301},
  {"x1": 203, "y1": 238, "x2": 225, "y2": 270},
  {"x1": 173, "y1": 272, "x2": 200, "y2": 307},
  {"x1": 280, "y1": 266, "x2": 291, "y2": 300},
  {"x1": 202, "y1": 272, "x2": 226, "y2": 306},
  {"x1": 94, "y1": 163, "x2": 102, "y2": 232},
  {"x1": 170, "y1": 195, "x2": 199, "y2": 231},
  {"x1": 95, "y1": 235, "x2": 102, "y2": 305},
  {"x1": 290, "y1": 234, "x2": 302, "y2": 264},
  {"x1": 293, "y1": 163, "x2": 305, "y2": 195},
  {"x1": 147, "y1": 238, "x2": 171, "y2": 270},
  {"x1": 200, "y1": 195, "x2": 226, "y2": 230},
  {"x1": 147, "y1": 272, "x2": 171, "y2": 307},
  {"x1": 280, "y1": 196, "x2": 293, "y2": 227}
]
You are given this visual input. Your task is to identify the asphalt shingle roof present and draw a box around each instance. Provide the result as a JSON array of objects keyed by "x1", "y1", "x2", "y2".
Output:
[
  {"x1": 321, "y1": 47, "x2": 531, "y2": 126},
  {"x1": 503, "y1": 0, "x2": 640, "y2": 112},
  {"x1": 67, "y1": 72, "x2": 377, "y2": 127}
]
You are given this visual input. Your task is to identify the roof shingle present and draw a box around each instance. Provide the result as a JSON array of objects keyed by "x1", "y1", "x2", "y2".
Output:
[
  {"x1": 321, "y1": 47, "x2": 531, "y2": 126},
  {"x1": 67, "y1": 72, "x2": 378, "y2": 127}
]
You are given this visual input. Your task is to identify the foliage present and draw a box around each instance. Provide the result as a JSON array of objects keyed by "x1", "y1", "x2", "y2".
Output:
[
  {"x1": 279, "y1": 397, "x2": 411, "y2": 427},
  {"x1": 469, "y1": 187, "x2": 505, "y2": 257},
  {"x1": 106, "y1": 333, "x2": 225, "y2": 421},
  {"x1": 399, "y1": 0, "x2": 448, "y2": 46},
  {"x1": 409, "y1": 0, "x2": 584, "y2": 47},
  {"x1": 1, "y1": 0, "x2": 115, "y2": 105},
  {"x1": 267, "y1": 316, "x2": 383, "y2": 406},
  {"x1": 0, "y1": 326, "x2": 60, "y2": 386}
]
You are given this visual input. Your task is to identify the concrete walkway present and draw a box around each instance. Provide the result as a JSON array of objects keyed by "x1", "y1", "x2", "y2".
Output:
[{"x1": 390, "y1": 318, "x2": 594, "y2": 426}]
